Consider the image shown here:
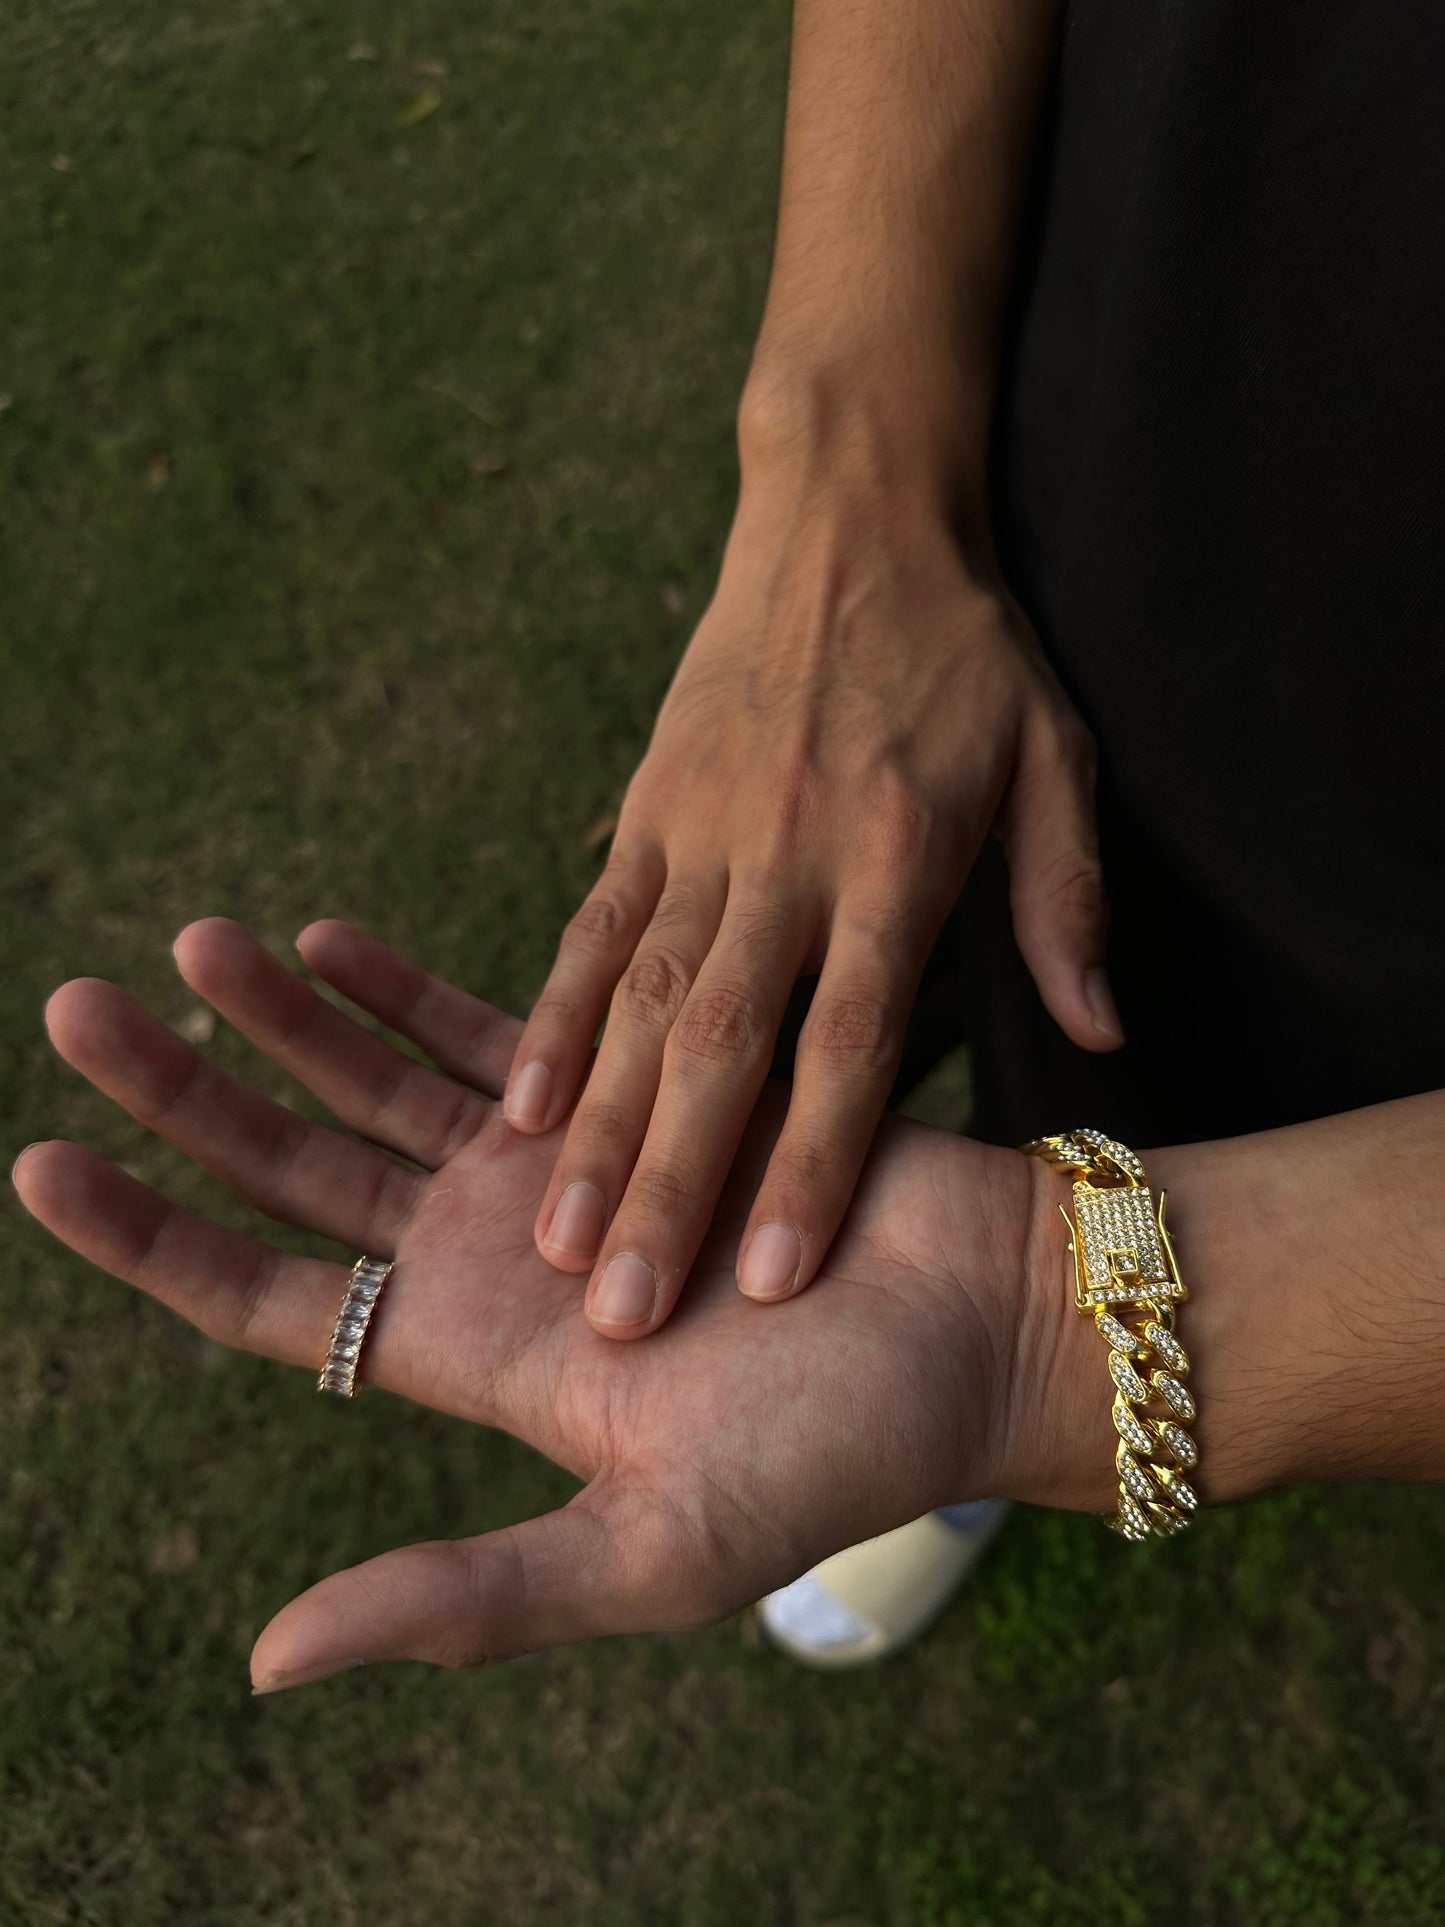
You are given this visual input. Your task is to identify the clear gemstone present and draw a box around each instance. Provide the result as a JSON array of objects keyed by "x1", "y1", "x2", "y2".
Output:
[
  {"x1": 1147, "y1": 1503, "x2": 1189, "y2": 1536},
  {"x1": 1116, "y1": 1490, "x2": 1151, "y2": 1540},
  {"x1": 1157, "y1": 1472, "x2": 1199, "y2": 1512},
  {"x1": 1153, "y1": 1372, "x2": 1196, "y2": 1420},
  {"x1": 1114, "y1": 1397, "x2": 1154, "y2": 1454},
  {"x1": 1154, "y1": 1422, "x2": 1197, "y2": 1467},
  {"x1": 1144, "y1": 1321, "x2": 1187, "y2": 1372},
  {"x1": 1116, "y1": 1446, "x2": 1157, "y2": 1506},
  {"x1": 1096, "y1": 1312, "x2": 1136, "y2": 1351},
  {"x1": 1110, "y1": 1351, "x2": 1147, "y2": 1401}
]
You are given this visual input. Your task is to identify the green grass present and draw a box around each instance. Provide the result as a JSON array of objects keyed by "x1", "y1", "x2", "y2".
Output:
[{"x1": 3, "y1": 2, "x2": 1444, "y2": 1921}]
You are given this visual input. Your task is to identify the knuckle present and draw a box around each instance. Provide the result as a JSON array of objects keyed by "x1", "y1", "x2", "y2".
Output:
[
  {"x1": 620, "y1": 762, "x2": 667, "y2": 821},
  {"x1": 875, "y1": 815, "x2": 929, "y2": 871},
  {"x1": 568, "y1": 1093, "x2": 638, "y2": 1152},
  {"x1": 744, "y1": 848, "x2": 795, "y2": 897},
  {"x1": 625, "y1": 1159, "x2": 697, "y2": 1224},
  {"x1": 867, "y1": 771, "x2": 935, "y2": 871},
  {"x1": 1030, "y1": 704, "x2": 1098, "y2": 789},
  {"x1": 435, "y1": 1542, "x2": 508, "y2": 1668},
  {"x1": 749, "y1": 764, "x2": 816, "y2": 880},
  {"x1": 671, "y1": 981, "x2": 767, "y2": 1068},
  {"x1": 563, "y1": 892, "x2": 631, "y2": 959},
  {"x1": 646, "y1": 884, "x2": 706, "y2": 937},
  {"x1": 528, "y1": 986, "x2": 586, "y2": 1033},
  {"x1": 841, "y1": 899, "x2": 923, "y2": 960},
  {"x1": 877, "y1": 766, "x2": 931, "y2": 837},
  {"x1": 616, "y1": 947, "x2": 692, "y2": 1029},
  {"x1": 865, "y1": 818, "x2": 930, "y2": 886},
  {"x1": 1020, "y1": 848, "x2": 1105, "y2": 931},
  {"x1": 802, "y1": 990, "x2": 899, "y2": 1073},
  {"x1": 721, "y1": 892, "x2": 794, "y2": 955},
  {"x1": 768, "y1": 1135, "x2": 834, "y2": 1203}
]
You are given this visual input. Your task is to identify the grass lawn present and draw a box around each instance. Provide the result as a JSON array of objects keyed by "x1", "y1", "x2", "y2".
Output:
[{"x1": 3, "y1": 2, "x2": 1444, "y2": 1921}]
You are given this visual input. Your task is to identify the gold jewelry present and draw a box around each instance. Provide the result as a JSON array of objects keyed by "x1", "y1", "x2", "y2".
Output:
[
  {"x1": 1019, "y1": 1129, "x2": 1198, "y2": 1541},
  {"x1": 318, "y1": 1256, "x2": 394, "y2": 1397}
]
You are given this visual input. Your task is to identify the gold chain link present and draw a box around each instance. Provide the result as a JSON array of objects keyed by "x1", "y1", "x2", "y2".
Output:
[{"x1": 1020, "y1": 1130, "x2": 1199, "y2": 1542}]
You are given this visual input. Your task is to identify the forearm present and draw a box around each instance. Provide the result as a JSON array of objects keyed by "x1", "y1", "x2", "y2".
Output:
[
  {"x1": 1012, "y1": 1091, "x2": 1445, "y2": 1512},
  {"x1": 535, "y1": 9, "x2": 1103, "y2": 1306},
  {"x1": 737, "y1": 0, "x2": 1062, "y2": 520}
]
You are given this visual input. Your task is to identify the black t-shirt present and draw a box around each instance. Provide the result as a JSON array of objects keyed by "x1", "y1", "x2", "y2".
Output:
[{"x1": 933, "y1": 0, "x2": 1444, "y2": 1149}]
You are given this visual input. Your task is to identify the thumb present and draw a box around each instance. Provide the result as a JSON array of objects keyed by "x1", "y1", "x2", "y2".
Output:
[
  {"x1": 1001, "y1": 710, "x2": 1123, "y2": 1052},
  {"x1": 250, "y1": 1485, "x2": 653, "y2": 1693}
]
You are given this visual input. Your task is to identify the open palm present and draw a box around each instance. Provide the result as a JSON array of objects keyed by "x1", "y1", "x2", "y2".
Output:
[{"x1": 15, "y1": 917, "x2": 1036, "y2": 1689}]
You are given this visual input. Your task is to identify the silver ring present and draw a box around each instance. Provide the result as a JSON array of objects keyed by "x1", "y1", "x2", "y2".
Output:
[{"x1": 318, "y1": 1256, "x2": 394, "y2": 1397}]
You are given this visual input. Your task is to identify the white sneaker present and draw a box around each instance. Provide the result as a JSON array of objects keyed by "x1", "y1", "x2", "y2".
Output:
[{"x1": 758, "y1": 1504, "x2": 1009, "y2": 1669}]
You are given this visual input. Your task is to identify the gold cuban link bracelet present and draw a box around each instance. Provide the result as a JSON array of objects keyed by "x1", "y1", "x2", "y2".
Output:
[{"x1": 1020, "y1": 1129, "x2": 1199, "y2": 1541}]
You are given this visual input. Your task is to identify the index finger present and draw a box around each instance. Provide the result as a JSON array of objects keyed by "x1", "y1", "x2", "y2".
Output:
[{"x1": 504, "y1": 842, "x2": 666, "y2": 1132}]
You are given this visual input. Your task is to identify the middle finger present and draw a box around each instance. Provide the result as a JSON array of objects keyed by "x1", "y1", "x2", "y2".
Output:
[
  {"x1": 581, "y1": 893, "x2": 812, "y2": 1335},
  {"x1": 44, "y1": 976, "x2": 422, "y2": 1250}
]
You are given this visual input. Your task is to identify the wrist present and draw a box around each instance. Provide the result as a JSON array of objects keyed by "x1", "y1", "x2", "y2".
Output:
[
  {"x1": 1152, "y1": 1117, "x2": 1445, "y2": 1498},
  {"x1": 1006, "y1": 1116, "x2": 1445, "y2": 1525},
  {"x1": 1003, "y1": 1141, "x2": 1294, "y2": 1519},
  {"x1": 736, "y1": 339, "x2": 994, "y2": 540},
  {"x1": 903, "y1": 1125, "x2": 1046, "y2": 1510},
  {"x1": 999, "y1": 1150, "x2": 1120, "y2": 1512},
  {"x1": 890, "y1": 1097, "x2": 1445, "y2": 1524}
]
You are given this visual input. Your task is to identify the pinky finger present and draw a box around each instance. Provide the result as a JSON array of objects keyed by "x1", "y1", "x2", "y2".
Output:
[
  {"x1": 736, "y1": 931, "x2": 912, "y2": 1304},
  {"x1": 13, "y1": 1140, "x2": 347, "y2": 1370}
]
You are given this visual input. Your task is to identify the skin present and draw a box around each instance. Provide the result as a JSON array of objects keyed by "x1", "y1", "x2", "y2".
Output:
[
  {"x1": 15, "y1": 918, "x2": 1445, "y2": 1691},
  {"x1": 16, "y1": 918, "x2": 1038, "y2": 1688},
  {"x1": 504, "y1": 0, "x2": 1124, "y2": 1338}
]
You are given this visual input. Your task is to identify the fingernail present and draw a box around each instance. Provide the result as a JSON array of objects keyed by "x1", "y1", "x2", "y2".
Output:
[
  {"x1": 251, "y1": 1656, "x2": 367, "y2": 1696},
  {"x1": 739, "y1": 1223, "x2": 802, "y2": 1301},
  {"x1": 544, "y1": 1181, "x2": 606, "y2": 1257},
  {"x1": 1084, "y1": 968, "x2": 1124, "y2": 1043},
  {"x1": 505, "y1": 1059, "x2": 553, "y2": 1129},
  {"x1": 591, "y1": 1252, "x2": 657, "y2": 1328}
]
